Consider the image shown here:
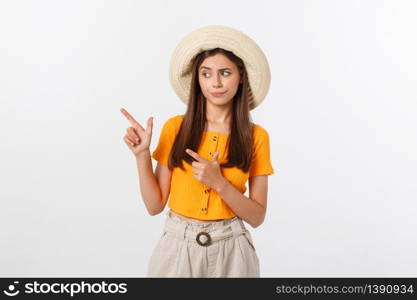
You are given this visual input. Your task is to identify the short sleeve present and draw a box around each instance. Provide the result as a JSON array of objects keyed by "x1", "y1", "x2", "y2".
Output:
[
  {"x1": 249, "y1": 126, "x2": 275, "y2": 177},
  {"x1": 151, "y1": 115, "x2": 181, "y2": 167}
]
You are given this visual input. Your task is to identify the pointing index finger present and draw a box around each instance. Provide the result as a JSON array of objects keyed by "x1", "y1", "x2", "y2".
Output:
[
  {"x1": 120, "y1": 108, "x2": 144, "y2": 131},
  {"x1": 185, "y1": 148, "x2": 206, "y2": 162}
]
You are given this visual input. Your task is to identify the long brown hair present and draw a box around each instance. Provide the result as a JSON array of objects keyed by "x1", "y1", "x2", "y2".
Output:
[{"x1": 168, "y1": 47, "x2": 255, "y2": 172}]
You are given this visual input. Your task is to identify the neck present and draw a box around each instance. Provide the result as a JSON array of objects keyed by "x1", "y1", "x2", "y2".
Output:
[{"x1": 205, "y1": 102, "x2": 232, "y2": 124}]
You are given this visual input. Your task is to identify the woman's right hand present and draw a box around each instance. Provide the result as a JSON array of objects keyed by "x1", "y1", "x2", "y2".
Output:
[{"x1": 120, "y1": 108, "x2": 153, "y2": 157}]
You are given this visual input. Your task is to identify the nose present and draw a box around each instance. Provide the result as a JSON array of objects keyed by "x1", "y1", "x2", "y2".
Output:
[{"x1": 212, "y1": 73, "x2": 223, "y2": 88}]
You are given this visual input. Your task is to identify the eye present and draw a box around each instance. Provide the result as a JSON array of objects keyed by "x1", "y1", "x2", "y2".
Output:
[{"x1": 201, "y1": 71, "x2": 231, "y2": 77}]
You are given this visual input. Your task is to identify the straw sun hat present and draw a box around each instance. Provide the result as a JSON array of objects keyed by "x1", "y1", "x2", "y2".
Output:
[{"x1": 168, "y1": 25, "x2": 271, "y2": 111}]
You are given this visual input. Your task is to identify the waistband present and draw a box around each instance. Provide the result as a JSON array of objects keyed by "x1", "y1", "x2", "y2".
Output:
[{"x1": 163, "y1": 210, "x2": 249, "y2": 246}]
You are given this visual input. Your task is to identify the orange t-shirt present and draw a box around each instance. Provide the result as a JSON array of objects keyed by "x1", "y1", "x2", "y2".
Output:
[{"x1": 151, "y1": 114, "x2": 275, "y2": 220}]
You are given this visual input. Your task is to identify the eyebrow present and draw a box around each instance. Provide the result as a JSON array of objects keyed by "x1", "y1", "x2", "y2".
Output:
[{"x1": 200, "y1": 66, "x2": 232, "y2": 71}]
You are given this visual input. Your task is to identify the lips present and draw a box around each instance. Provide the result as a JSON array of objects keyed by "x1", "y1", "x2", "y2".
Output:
[{"x1": 211, "y1": 91, "x2": 226, "y2": 97}]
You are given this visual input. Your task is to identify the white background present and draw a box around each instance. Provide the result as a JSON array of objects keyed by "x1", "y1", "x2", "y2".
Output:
[{"x1": 1, "y1": 0, "x2": 416, "y2": 277}]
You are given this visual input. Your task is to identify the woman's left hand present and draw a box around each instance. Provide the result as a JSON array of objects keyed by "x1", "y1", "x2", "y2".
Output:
[{"x1": 185, "y1": 148, "x2": 225, "y2": 191}]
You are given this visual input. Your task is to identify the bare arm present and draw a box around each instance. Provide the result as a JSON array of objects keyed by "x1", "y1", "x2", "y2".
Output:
[
  {"x1": 215, "y1": 175, "x2": 269, "y2": 228},
  {"x1": 120, "y1": 108, "x2": 169, "y2": 216},
  {"x1": 135, "y1": 150, "x2": 165, "y2": 215},
  {"x1": 184, "y1": 147, "x2": 269, "y2": 228}
]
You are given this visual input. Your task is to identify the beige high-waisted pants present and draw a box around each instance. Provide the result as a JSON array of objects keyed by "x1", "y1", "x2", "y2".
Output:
[{"x1": 146, "y1": 210, "x2": 260, "y2": 278}]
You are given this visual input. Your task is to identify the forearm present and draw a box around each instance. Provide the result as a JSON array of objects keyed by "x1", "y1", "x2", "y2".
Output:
[
  {"x1": 214, "y1": 177, "x2": 265, "y2": 228},
  {"x1": 135, "y1": 150, "x2": 163, "y2": 215}
]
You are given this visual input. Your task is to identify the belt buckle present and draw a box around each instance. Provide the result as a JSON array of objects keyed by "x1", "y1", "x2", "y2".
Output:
[{"x1": 196, "y1": 231, "x2": 212, "y2": 247}]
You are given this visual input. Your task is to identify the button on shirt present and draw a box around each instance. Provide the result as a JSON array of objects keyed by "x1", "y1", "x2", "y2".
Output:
[{"x1": 151, "y1": 115, "x2": 275, "y2": 220}]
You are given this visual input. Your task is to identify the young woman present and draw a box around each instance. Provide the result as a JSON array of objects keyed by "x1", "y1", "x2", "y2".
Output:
[{"x1": 120, "y1": 25, "x2": 275, "y2": 277}]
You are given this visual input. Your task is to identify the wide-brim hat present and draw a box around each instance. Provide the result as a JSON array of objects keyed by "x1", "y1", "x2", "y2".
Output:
[{"x1": 169, "y1": 25, "x2": 271, "y2": 111}]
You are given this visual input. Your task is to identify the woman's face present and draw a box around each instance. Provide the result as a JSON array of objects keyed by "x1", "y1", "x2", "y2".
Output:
[{"x1": 198, "y1": 53, "x2": 241, "y2": 108}]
